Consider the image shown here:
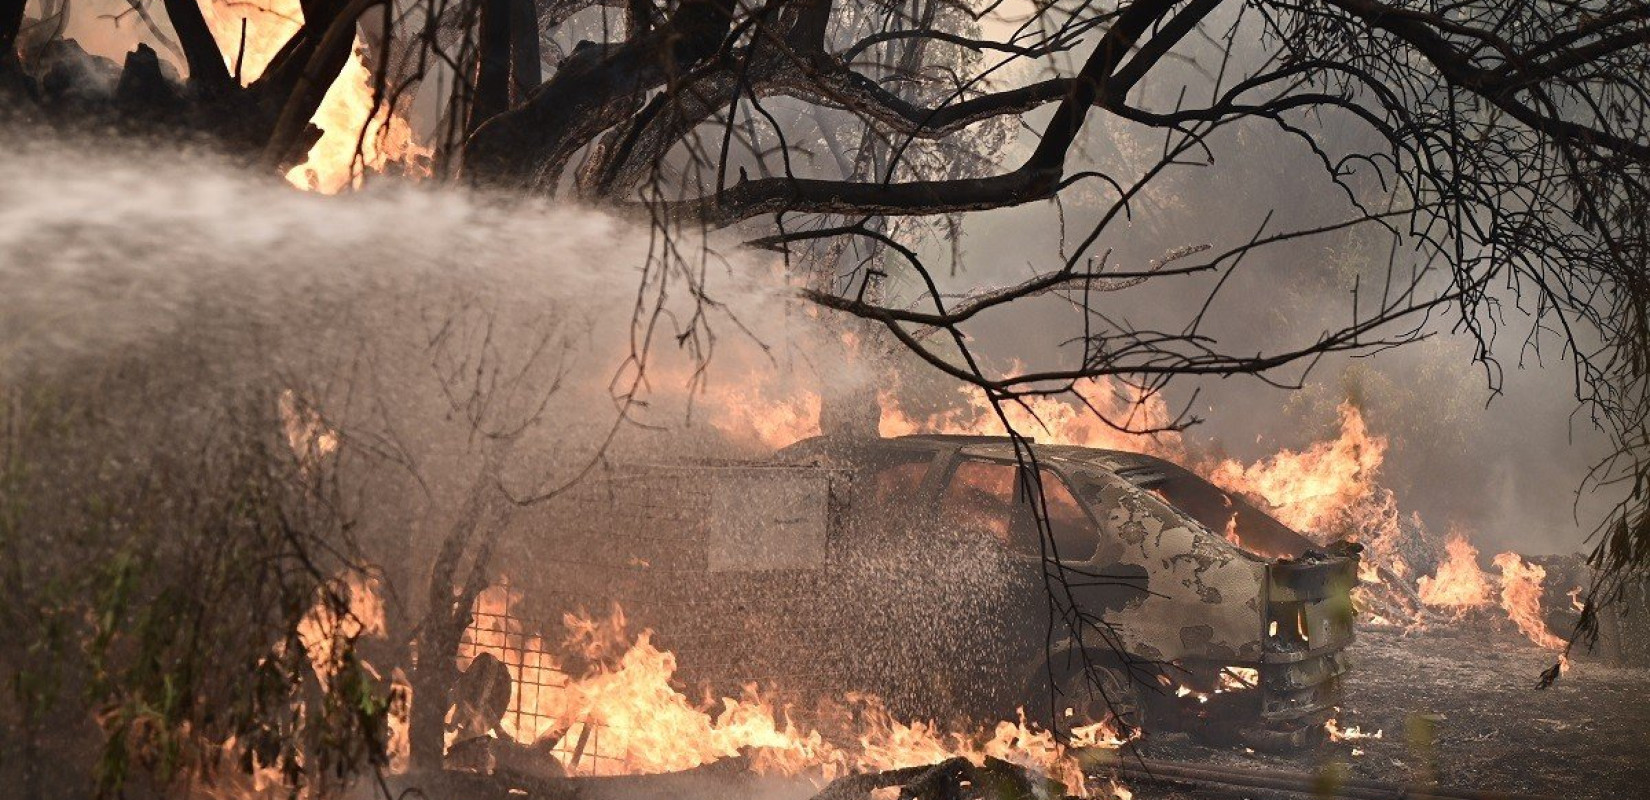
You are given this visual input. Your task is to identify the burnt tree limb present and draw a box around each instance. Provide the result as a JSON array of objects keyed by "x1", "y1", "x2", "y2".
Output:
[
  {"x1": 406, "y1": 466, "x2": 515, "y2": 770},
  {"x1": 462, "y1": 0, "x2": 738, "y2": 187},
  {"x1": 249, "y1": 0, "x2": 380, "y2": 147},
  {"x1": 668, "y1": 168, "x2": 1064, "y2": 227},
  {"x1": 1317, "y1": 0, "x2": 1650, "y2": 163},
  {"x1": 258, "y1": 0, "x2": 385, "y2": 169},
  {"x1": 507, "y1": 0, "x2": 542, "y2": 103},
  {"x1": 161, "y1": 0, "x2": 234, "y2": 93},
  {"x1": 649, "y1": 0, "x2": 1193, "y2": 226},
  {"x1": 469, "y1": 0, "x2": 514, "y2": 135},
  {"x1": 529, "y1": 0, "x2": 1648, "y2": 234},
  {"x1": 580, "y1": 0, "x2": 1208, "y2": 200}
]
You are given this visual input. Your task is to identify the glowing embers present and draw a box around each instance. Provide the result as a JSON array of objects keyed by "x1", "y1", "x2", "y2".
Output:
[
  {"x1": 1266, "y1": 603, "x2": 1314, "y2": 652},
  {"x1": 1324, "y1": 717, "x2": 1383, "y2": 742},
  {"x1": 1217, "y1": 667, "x2": 1259, "y2": 693},
  {"x1": 1170, "y1": 667, "x2": 1259, "y2": 706}
]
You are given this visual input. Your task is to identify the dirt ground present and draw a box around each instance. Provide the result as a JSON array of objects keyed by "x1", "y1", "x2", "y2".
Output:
[{"x1": 1134, "y1": 625, "x2": 1650, "y2": 798}]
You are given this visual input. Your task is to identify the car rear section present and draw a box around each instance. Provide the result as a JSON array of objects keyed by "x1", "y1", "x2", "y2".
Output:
[
  {"x1": 1251, "y1": 548, "x2": 1360, "y2": 748},
  {"x1": 1057, "y1": 448, "x2": 1362, "y2": 751}
]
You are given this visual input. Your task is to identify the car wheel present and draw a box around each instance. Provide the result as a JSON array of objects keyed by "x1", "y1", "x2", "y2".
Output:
[{"x1": 1023, "y1": 658, "x2": 1147, "y2": 742}]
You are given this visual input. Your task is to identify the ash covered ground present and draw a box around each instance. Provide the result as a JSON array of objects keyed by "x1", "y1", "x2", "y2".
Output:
[{"x1": 1135, "y1": 626, "x2": 1650, "y2": 799}]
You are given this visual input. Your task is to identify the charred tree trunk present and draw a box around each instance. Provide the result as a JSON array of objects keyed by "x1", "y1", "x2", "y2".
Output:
[
  {"x1": 462, "y1": 0, "x2": 735, "y2": 186},
  {"x1": 257, "y1": 0, "x2": 381, "y2": 166},
  {"x1": 408, "y1": 607, "x2": 466, "y2": 769},
  {"x1": 161, "y1": 0, "x2": 234, "y2": 94},
  {"x1": 506, "y1": 0, "x2": 539, "y2": 105},
  {"x1": 0, "y1": 0, "x2": 24, "y2": 68},
  {"x1": 407, "y1": 471, "x2": 513, "y2": 770},
  {"x1": 468, "y1": 0, "x2": 512, "y2": 135}
]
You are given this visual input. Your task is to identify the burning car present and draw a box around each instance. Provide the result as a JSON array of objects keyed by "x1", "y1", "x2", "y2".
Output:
[{"x1": 494, "y1": 434, "x2": 1361, "y2": 755}]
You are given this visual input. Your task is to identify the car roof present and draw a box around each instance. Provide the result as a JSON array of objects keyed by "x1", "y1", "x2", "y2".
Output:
[
  {"x1": 777, "y1": 434, "x2": 1175, "y2": 475},
  {"x1": 774, "y1": 434, "x2": 1318, "y2": 557}
]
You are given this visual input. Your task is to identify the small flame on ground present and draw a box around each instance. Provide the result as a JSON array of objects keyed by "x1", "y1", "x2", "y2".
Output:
[{"x1": 1324, "y1": 718, "x2": 1383, "y2": 742}]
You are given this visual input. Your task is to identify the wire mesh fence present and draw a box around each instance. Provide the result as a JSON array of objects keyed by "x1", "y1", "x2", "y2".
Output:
[{"x1": 458, "y1": 588, "x2": 631, "y2": 776}]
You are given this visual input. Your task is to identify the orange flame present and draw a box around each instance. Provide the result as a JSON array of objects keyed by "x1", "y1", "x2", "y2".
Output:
[
  {"x1": 877, "y1": 380, "x2": 1182, "y2": 456},
  {"x1": 1324, "y1": 718, "x2": 1382, "y2": 742},
  {"x1": 1205, "y1": 403, "x2": 1385, "y2": 536},
  {"x1": 698, "y1": 375, "x2": 1581, "y2": 653},
  {"x1": 1492, "y1": 553, "x2": 1566, "y2": 650},
  {"x1": 295, "y1": 571, "x2": 385, "y2": 686},
  {"x1": 696, "y1": 374, "x2": 1182, "y2": 457},
  {"x1": 700, "y1": 374, "x2": 824, "y2": 450},
  {"x1": 1205, "y1": 403, "x2": 1416, "y2": 597},
  {"x1": 203, "y1": 0, "x2": 429, "y2": 192},
  {"x1": 1417, "y1": 534, "x2": 1493, "y2": 615},
  {"x1": 457, "y1": 587, "x2": 1125, "y2": 793}
]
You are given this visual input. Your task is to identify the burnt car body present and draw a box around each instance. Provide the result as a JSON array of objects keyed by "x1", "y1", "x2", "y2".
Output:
[
  {"x1": 772, "y1": 435, "x2": 1361, "y2": 749},
  {"x1": 501, "y1": 434, "x2": 1360, "y2": 751}
]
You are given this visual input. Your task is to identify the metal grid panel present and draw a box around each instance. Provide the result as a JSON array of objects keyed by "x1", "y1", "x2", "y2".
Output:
[{"x1": 459, "y1": 593, "x2": 631, "y2": 776}]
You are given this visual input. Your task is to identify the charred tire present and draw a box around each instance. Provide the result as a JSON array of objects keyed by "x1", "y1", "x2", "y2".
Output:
[{"x1": 1022, "y1": 658, "x2": 1147, "y2": 740}]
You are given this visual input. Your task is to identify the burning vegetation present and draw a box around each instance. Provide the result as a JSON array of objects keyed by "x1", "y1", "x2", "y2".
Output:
[{"x1": 450, "y1": 586, "x2": 1123, "y2": 792}]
